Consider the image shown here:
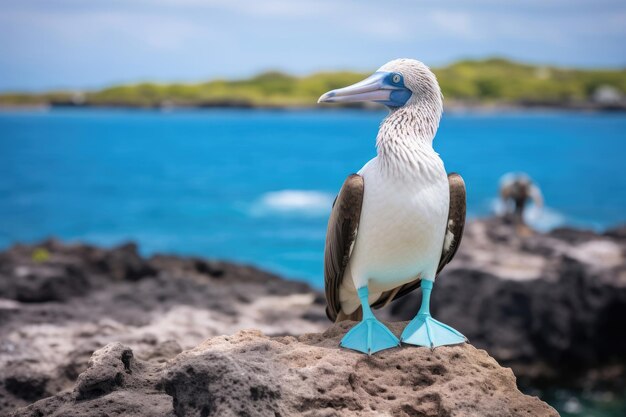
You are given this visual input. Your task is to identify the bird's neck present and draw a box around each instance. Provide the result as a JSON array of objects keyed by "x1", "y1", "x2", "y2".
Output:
[{"x1": 376, "y1": 102, "x2": 443, "y2": 178}]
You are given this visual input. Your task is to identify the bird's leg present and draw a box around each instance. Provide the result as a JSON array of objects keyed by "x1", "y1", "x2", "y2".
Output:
[
  {"x1": 401, "y1": 279, "x2": 466, "y2": 348},
  {"x1": 339, "y1": 286, "x2": 399, "y2": 355}
]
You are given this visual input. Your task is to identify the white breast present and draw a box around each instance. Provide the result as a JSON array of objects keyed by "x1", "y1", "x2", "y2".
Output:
[{"x1": 340, "y1": 155, "x2": 449, "y2": 309}]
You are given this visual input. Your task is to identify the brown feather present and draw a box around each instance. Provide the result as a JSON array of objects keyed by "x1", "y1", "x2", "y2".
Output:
[{"x1": 323, "y1": 174, "x2": 364, "y2": 322}]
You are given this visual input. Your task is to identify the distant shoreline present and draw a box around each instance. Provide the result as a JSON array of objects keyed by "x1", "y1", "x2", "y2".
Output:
[
  {"x1": 1, "y1": 101, "x2": 625, "y2": 113},
  {"x1": 2, "y1": 58, "x2": 625, "y2": 112}
]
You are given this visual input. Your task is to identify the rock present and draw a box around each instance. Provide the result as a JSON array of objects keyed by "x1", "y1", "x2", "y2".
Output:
[
  {"x1": 605, "y1": 224, "x2": 626, "y2": 240},
  {"x1": 139, "y1": 340, "x2": 183, "y2": 363},
  {"x1": 11, "y1": 323, "x2": 557, "y2": 417},
  {"x1": 163, "y1": 323, "x2": 557, "y2": 417},
  {"x1": 74, "y1": 343, "x2": 134, "y2": 400},
  {"x1": 1, "y1": 218, "x2": 625, "y2": 414},
  {"x1": 0, "y1": 240, "x2": 154, "y2": 302},
  {"x1": 1, "y1": 263, "x2": 87, "y2": 303},
  {"x1": 2, "y1": 364, "x2": 49, "y2": 402},
  {"x1": 98, "y1": 243, "x2": 157, "y2": 282},
  {"x1": 11, "y1": 343, "x2": 173, "y2": 417},
  {"x1": 0, "y1": 240, "x2": 327, "y2": 413}
]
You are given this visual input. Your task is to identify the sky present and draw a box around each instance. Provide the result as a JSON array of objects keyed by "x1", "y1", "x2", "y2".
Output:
[{"x1": 1, "y1": 0, "x2": 625, "y2": 91}]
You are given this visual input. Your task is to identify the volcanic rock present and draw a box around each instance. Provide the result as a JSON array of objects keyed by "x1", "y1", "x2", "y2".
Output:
[
  {"x1": 0, "y1": 240, "x2": 326, "y2": 413},
  {"x1": 11, "y1": 323, "x2": 557, "y2": 417},
  {"x1": 1, "y1": 217, "x2": 625, "y2": 414}
]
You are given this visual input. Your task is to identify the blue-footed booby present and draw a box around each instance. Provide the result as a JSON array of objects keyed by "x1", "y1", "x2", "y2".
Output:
[
  {"x1": 499, "y1": 172, "x2": 543, "y2": 223},
  {"x1": 319, "y1": 59, "x2": 467, "y2": 355}
]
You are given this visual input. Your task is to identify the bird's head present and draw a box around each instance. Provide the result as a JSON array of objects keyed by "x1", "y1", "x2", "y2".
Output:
[{"x1": 318, "y1": 58, "x2": 442, "y2": 110}]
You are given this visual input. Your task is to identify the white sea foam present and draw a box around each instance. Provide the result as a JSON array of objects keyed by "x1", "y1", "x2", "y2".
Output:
[
  {"x1": 252, "y1": 190, "x2": 334, "y2": 217},
  {"x1": 253, "y1": 191, "x2": 568, "y2": 229},
  {"x1": 490, "y1": 198, "x2": 566, "y2": 231}
]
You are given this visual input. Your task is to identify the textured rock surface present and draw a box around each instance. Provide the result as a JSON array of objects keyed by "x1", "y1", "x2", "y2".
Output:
[
  {"x1": 0, "y1": 240, "x2": 326, "y2": 412},
  {"x1": 10, "y1": 342, "x2": 174, "y2": 417},
  {"x1": 11, "y1": 323, "x2": 557, "y2": 417},
  {"x1": 1, "y1": 218, "x2": 625, "y2": 414}
]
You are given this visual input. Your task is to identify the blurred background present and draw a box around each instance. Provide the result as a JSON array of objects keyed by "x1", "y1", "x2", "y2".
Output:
[{"x1": 1, "y1": 1, "x2": 625, "y2": 416}]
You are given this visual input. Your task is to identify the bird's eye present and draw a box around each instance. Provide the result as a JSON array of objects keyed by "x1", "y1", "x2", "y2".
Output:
[{"x1": 392, "y1": 74, "x2": 401, "y2": 84}]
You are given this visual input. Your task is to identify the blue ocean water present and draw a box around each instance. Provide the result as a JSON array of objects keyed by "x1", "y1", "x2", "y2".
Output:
[{"x1": 0, "y1": 109, "x2": 625, "y2": 287}]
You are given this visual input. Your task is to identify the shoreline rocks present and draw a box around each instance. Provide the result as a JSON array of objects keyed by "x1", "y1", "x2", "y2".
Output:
[
  {"x1": 1, "y1": 217, "x2": 625, "y2": 414},
  {"x1": 0, "y1": 240, "x2": 327, "y2": 413},
  {"x1": 10, "y1": 323, "x2": 558, "y2": 417}
]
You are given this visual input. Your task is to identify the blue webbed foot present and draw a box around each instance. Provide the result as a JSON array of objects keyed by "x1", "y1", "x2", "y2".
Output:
[
  {"x1": 401, "y1": 313, "x2": 466, "y2": 348},
  {"x1": 341, "y1": 318, "x2": 400, "y2": 355},
  {"x1": 401, "y1": 279, "x2": 467, "y2": 348}
]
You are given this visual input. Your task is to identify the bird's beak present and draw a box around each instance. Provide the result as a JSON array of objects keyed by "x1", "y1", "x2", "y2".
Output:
[{"x1": 317, "y1": 71, "x2": 412, "y2": 107}]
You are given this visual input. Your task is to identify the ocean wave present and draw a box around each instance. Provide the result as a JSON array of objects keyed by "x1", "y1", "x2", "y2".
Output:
[
  {"x1": 490, "y1": 198, "x2": 566, "y2": 231},
  {"x1": 251, "y1": 190, "x2": 334, "y2": 217}
]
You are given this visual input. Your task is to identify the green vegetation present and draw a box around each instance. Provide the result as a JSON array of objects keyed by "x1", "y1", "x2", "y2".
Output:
[
  {"x1": 437, "y1": 58, "x2": 626, "y2": 103},
  {"x1": 1, "y1": 58, "x2": 625, "y2": 109},
  {"x1": 31, "y1": 248, "x2": 50, "y2": 263}
]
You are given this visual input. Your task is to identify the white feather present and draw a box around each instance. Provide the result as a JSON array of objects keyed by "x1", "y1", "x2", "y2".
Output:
[{"x1": 444, "y1": 220, "x2": 455, "y2": 252}]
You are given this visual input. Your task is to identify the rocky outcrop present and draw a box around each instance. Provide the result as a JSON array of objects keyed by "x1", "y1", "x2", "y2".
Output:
[
  {"x1": 1, "y1": 218, "x2": 625, "y2": 414},
  {"x1": 11, "y1": 323, "x2": 557, "y2": 417},
  {"x1": 0, "y1": 240, "x2": 327, "y2": 412},
  {"x1": 9, "y1": 341, "x2": 174, "y2": 417}
]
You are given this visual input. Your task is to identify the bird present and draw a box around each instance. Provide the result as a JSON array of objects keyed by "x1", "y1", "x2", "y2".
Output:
[
  {"x1": 499, "y1": 172, "x2": 543, "y2": 225},
  {"x1": 318, "y1": 58, "x2": 467, "y2": 355}
]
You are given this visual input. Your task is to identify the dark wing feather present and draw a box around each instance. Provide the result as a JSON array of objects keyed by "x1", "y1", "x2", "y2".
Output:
[
  {"x1": 436, "y1": 173, "x2": 466, "y2": 274},
  {"x1": 371, "y1": 172, "x2": 466, "y2": 309},
  {"x1": 324, "y1": 174, "x2": 364, "y2": 322}
]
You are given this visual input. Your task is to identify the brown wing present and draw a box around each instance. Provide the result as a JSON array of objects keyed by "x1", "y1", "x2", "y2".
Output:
[
  {"x1": 371, "y1": 173, "x2": 466, "y2": 309},
  {"x1": 435, "y1": 173, "x2": 466, "y2": 273},
  {"x1": 324, "y1": 174, "x2": 364, "y2": 322}
]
